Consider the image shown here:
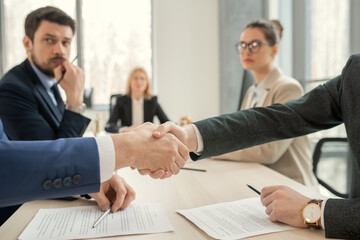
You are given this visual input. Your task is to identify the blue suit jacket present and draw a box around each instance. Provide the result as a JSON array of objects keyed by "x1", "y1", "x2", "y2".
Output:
[
  {"x1": 0, "y1": 59, "x2": 90, "y2": 140},
  {"x1": 0, "y1": 119, "x2": 100, "y2": 208}
]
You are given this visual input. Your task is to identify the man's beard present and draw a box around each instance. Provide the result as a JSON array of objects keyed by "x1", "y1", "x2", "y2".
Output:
[{"x1": 30, "y1": 51, "x2": 65, "y2": 78}]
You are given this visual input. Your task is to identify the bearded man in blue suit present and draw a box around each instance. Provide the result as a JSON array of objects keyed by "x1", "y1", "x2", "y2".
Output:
[{"x1": 0, "y1": 6, "x2": 91, "y2": 224}]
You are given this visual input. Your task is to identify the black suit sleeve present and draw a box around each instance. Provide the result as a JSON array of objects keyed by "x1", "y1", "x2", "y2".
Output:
[
  {"x1": 105, "y1": 97, "x2": 124, "y2": 133},
  {"x1": 324, "y1": 198, "x2": 360, "y2": 239},
  {"x1": 58, "y1": 110, "x2": 90, "y2": 138},
  {"x1": 0, "y1": 80, "x2": 90, "y2": 140},
  {"x1": 154, "y1": 98, "x2": 170, "y2": 123}
]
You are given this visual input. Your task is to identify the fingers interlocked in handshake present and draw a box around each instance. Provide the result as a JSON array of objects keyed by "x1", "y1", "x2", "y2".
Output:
[
  {"x1": 129, "y1": 121, "x2": 198, "y2": 179},
  {"x1": 112, "y1": 122, "x2": 196, "y2": 175},
  {"x1": 94, "y1": 122, "x2": 195, "y2": 213}
]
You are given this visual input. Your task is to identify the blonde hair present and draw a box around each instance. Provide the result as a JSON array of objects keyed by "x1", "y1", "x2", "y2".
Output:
[{"x1": 125, "y1": 67, "x2": 152, "y2": 99}]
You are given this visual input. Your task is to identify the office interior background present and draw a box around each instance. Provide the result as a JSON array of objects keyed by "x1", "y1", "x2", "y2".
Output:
[{"x1": 0, "y1": 0, "x2": 359, "y2": 196}]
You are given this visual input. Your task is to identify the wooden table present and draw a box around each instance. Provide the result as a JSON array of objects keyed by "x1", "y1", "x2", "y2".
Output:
[{"x1": 0, "y1": 159, "x2": 326, "y2": 239}]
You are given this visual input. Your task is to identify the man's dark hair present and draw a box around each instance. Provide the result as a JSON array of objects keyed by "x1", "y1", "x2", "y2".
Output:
[{"x1": 25, "y1": 6, "x2": 76, "y2": 41}]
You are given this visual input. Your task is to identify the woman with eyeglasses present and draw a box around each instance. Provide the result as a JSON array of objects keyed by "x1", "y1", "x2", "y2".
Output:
[{"x1": 213, "y1": 19, "x2": 318, "y2": 188}]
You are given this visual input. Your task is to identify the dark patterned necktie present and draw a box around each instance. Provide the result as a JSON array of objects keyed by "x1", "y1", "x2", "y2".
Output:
[{"x1": 51, "y1": 84, "x2": 65, "y2": 114}]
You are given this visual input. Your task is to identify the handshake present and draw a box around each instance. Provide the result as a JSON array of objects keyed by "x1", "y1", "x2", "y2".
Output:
[
  {"x1": 111, "y1": 121, "x2": 198, "y2": 178},
  {"x1": 90, "y1": 121, "x2": 198, "y2": 212}
]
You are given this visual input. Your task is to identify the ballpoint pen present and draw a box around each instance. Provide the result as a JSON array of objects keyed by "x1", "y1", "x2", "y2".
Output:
[
  {"x1": 181, "y1": 167, "x2": 207, "y2": 172},
  {"x1": 246, "y1": 184, "x2": 261, "y2": 195},
  {"x1": 92, "y1": 206, "x2": 111, "y2": 228},
  {"x1": 56, "y1": 55, "x2": 78, "y2": 85}
]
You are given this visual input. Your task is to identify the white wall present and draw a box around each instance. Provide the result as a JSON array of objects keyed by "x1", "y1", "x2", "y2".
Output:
[{"x1": 153, "y1": 0, "x2": 220, "y2": 123}]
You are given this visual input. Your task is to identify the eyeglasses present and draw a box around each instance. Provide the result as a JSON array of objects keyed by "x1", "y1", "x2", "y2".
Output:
[{"x1": 235, "y1": 40, "x2": 269, "y2": 54}]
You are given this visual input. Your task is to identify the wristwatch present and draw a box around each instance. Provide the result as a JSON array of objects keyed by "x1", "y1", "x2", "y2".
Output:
[
  {"x1": 65, "y1": 103, "x2": 86, "y2": 114},
  {"x1": 301, "y1": 199, "x2": 323, "y2": 229}
]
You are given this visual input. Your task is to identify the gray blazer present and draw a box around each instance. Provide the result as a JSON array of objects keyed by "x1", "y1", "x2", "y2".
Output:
[{"x1": 192, "y1": 54, "x2": 360, "y2": 239}]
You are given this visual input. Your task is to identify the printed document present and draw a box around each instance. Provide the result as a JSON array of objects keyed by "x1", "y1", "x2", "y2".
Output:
[
  {"x1": 19, "y1": 202, "x2": 173, "y2": 240},
  {"x1": 177, "y1": 197, "x2": 295, "y2": 240}
]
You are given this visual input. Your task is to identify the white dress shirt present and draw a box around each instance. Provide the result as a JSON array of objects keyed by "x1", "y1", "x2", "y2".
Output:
[
  {"x1": 131, "y1": 96, "x2": 144, "y2": 126},
  {"x1": 95, "y1": 136, "x2": 115, "y2": 182}
]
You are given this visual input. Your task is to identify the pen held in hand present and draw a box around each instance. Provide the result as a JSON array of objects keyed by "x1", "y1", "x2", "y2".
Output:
[
  {"x1": 56, "y1": 55, "x2": 78, "y2": 85},
  {"x1": 246, "y1": 184, "x2": 261, "y2": 195},
  {"x1": 92, "y1": 206, "x2": 111, "y2": 228}
]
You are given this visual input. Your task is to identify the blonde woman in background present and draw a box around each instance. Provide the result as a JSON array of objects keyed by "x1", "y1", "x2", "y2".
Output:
[
  {"x1": 213, "y1": 19, "x2": 318, "y2": 188},
  {"x1": 105, "y1": 68, "x2": 169, "y2": 133}
]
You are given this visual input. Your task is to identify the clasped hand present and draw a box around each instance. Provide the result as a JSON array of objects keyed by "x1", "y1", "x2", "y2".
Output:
[
  {"x1": 133, "y1": 121, "x2": 197, "y2": 179},
  {"x1": 91, "y1": 122, "x2": 191, "y2": 213},
  {"x1": 112, "y1": 122, "x2": 190, "y2": 174}
]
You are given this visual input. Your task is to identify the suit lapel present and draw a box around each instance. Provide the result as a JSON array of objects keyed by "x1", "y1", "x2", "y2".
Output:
[
  {"x1": 24, "y1": 60, "x2": 63, "y2": 124},
  {"x1": 257, "y1": 67, "x2": 281, "y2": 106},
  {"x1": 242, "y1": 86, "x2": 255, "y2": 109},
  {"x1": 34, "y1": 84, "x2": 63, "y2": 122},
  {"x1": 0, "y1": 119, "x2": 9, "y2": 140}
]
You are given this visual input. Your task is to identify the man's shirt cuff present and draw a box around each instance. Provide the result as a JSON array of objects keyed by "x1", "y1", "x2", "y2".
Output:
[
  {"x1": 95, "y1": 136, "x2": 115, "y2": 182},
  {"x1": 321, "y1": 198, "x2": 327, "y2": 229},
  {"x1": 191, "y1": 124, "x2": 204, "y2": 154}
]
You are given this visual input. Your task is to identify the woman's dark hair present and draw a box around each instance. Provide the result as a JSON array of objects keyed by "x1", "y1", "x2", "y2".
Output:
[
  {"x1": 270, "y1": 19, "x2": 283, "y2": 40},
  {"x1": 244, "y1": 19, "x2": 283, "y2": 46},
  {"x1": 25, "y1": 6, "x2": 76, "y2": 41}
]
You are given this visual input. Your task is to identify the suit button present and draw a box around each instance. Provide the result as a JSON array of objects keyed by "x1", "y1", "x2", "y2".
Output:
[
  {"x1": 53, "y1": 178, "x2": 62, "y2": 188},
  {"x1": 63, "y1": 177, "x2": 72, "y2": 186},
  {"x1": 72, "y1": 175, "x2": 82, "y2": 185},
  {"x1": 42, "y1": 179, "x2": 53, "y2": 190}
]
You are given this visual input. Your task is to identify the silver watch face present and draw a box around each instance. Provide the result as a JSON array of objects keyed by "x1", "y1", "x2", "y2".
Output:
[
  {"x1": 303, "y1": 203, "x2": 321, "y2": 222},
  {"x1": 65, "y1": 103, "x2": 86, "y2": 114}
]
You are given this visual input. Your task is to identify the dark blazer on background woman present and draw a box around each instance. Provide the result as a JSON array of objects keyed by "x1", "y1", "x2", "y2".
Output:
[{"x1": 105, "y1": 95, "x2": 169, "y2": 133}]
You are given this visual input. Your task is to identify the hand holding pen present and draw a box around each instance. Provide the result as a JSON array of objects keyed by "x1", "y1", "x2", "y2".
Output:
[
  {"x1": 53, "y1": 55, "x2": 84, "y2": 107},
  {"x1": 93, "y1": 206, "x2": 111, "y2": 228},
  {"x1": 56, "y1": 55, "x2": 78, "y2": 85},
  {"x1": 89, "y1": 175, "x2": 136, "y2": 228}
]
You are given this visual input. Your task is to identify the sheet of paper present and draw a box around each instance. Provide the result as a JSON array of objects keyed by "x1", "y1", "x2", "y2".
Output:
[
  {"x1": 19, "y1": 202, "x2": 173, "y2": 240},
  {"x1": 177, "y1": 197, "x2": 295, "y2": 240}
]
